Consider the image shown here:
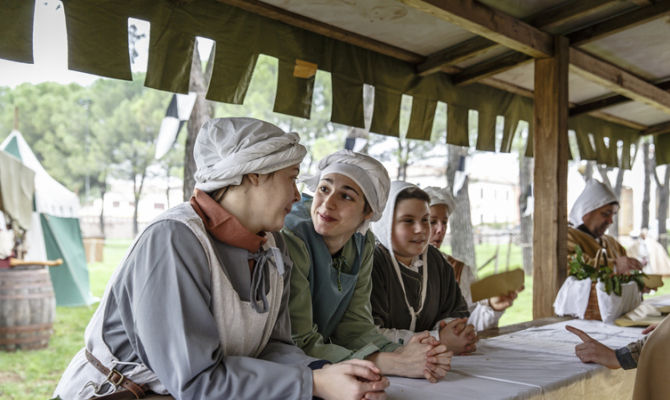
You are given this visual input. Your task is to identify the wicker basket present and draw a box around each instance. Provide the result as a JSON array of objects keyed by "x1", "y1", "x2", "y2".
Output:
[
  {"x1": 583, "y1": 281, "x2": 602, "y2": 320},
  {"x1": 583, "y1": 249, "x2": 606, "y2": 321}
]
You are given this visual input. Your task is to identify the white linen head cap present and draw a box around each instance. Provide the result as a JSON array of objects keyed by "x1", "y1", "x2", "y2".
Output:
[
  {"x1": 423, "y1": 186, "x2": 456, "y2": 216},
  {"x1": 371, "y1": 181, "x2": 416, "y2": 254},
  {"x1": 568, "y1": 179, "x2": 619, "y2": 226},
  {"x1": 193, "y1": 118, "x2": 307, "y2": 192},
  {"x1": 302, "y1": 149, "x2": 390, "y2": 223}
]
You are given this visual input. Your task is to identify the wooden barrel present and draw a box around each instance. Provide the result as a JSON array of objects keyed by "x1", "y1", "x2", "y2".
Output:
[{"x1": 0, "y1": 266, "x2": 55, "y2": 351}]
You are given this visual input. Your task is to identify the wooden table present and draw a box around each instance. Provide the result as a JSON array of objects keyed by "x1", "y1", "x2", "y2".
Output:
[
  {"x1": 478, "y1": 316, "x2": 571, "y2": 339},
  {"x1": 387, "y1": 317, "x2": 642, "y2": 399}
]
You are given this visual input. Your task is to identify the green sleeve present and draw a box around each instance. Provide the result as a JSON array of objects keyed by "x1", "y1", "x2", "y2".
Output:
[
  {"x1": 282, "y1": 229, "x2": 362, "y2": 363},
  {"x1": 331, "y1": 231, "x2": 401, "y2": 357}
]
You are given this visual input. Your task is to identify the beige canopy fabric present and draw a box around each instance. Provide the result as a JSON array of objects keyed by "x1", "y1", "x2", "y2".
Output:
[
  {"x1": 0, "y1": 150, "x2": 35, "y2": 230},
  {"x1": 0, "y1": 0, "x2": 643, "y2": 167}
]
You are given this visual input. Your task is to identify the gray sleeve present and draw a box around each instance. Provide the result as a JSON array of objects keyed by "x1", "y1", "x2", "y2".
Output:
[
  {"x1": 615, "y1": 346, "x2": 638, "y2": 370},
  {"x1": 614, "y1": 336, "x2": 647, "y2": 370},
  {"x1": 259, "y1": 233, "x2": 319, "y2": 367},
  {"x1": 112, "y1": 221, "x2": 313, "y2": 400}
]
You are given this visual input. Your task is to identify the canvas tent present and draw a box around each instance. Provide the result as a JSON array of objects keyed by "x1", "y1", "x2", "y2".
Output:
[{"x1": 1, "y1": 130, "x2": 95, "y2": 306}]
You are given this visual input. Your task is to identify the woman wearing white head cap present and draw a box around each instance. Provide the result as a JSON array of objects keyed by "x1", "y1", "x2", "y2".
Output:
[
  {"x1": 370, "y1": 182, "x2": 473, "y2": 356},
  {"x1": 54, "y1": 119, "x2": 388, "y2": 400},
  {"x1": 568, "y1": 179, "x2": 641, "y2": 275},
  {"x1": 423, "y1": 186, "x2": 519, "y2": 332},
  {"x1": 283, "y1": 150, "x2": 452, "y2": 383}
]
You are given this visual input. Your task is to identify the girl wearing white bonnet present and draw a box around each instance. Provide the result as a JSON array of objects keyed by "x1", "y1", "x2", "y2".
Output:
[
  {"x1": 422, "y1": 186, "x2": 456, "y2": 250},
  {"x1": 283, "y1": 150, "x2": 452, "y2": 383},
  {"x1": 423, "y1": 186, "x2": 519, "y2": 332},
  {"x1": 54, "y1": 118, "x2": 388, "y2": 400}
]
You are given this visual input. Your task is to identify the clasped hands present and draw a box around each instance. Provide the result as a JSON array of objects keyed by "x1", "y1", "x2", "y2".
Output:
[
  {"x1": 392, "y1": 331, "x2": 454, "y2": 383},
  {"x1": 439, "y1": 318, "x2": 478, "y2": 355}
]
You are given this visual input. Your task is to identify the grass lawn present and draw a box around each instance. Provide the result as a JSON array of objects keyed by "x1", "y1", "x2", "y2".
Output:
[
  {"x1": 1, "y1": 239, "x2": 669, "y2": 399},
  {"x1": 0, "y1": 240, "x2": 128, "y2": 400}
]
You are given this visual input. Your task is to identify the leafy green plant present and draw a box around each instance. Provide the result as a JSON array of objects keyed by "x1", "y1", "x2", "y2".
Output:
[{"x1": 568, "y1": 245, "x2": 646, "y2": 296}]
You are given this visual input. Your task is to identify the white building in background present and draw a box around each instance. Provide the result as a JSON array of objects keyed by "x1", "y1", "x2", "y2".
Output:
[
  {"x1": 467, "y1": 153, "x2": 519, "y2": 227},
  {"x1": 469, "y1": 179, "x2": 519, "y2": 226},
  {"x1": 392, "y1": 151, "x2": 521, "y2": 228},
  {"x1": 79, "y1": 140, "x2": 667, "y2": 241},
  {"x1": 79, "y1": 176, "x2": 183, "y2": 239}
]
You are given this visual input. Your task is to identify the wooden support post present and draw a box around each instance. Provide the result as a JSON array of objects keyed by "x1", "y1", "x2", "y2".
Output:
[{"x1": 532, "y1": 36, "x2": 569, "y2": 319}]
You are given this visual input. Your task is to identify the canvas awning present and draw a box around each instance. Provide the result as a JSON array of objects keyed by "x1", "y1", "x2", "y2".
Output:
[
  {"x1": 3, "y1": 0, "x2": 670, "y2": 317},
  {"x1": 3, "y1": 0, "x2": 668, "y2": 167}
]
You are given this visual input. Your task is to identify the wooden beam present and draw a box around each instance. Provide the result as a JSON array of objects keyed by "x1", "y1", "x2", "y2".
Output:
[
  {"x1": 417, "y1": 37, "x2": 495, "y2": 76},
  {"x1": 216, "y1": 0, "x2": 424, "y2": 64},
  {"x1": 527, "y1": 0, "x2": 619, "y2": 31},
  {"x1": 644, "y1": 120, "x2": 670, "y2": 136},
  {"x1": 452, "y1": 52, "x2": 532, "y2": 86},
  {"x1": 569, "y1": 94, "x2": 630, "y2": 116},
  {"x1": 570, "y1": 80, "x2": 670, "y2": 116},
  {"x1": 568, "y1": 0, "x2": 670, "y2": 46},
  {"x1": 481, "y1": 77, "x2": 534, "y2": 97},
  {"x1": 480, "y1": 77, "x2": 649, "y2": 130},
  {"x1": 417, "y1": 0, "x2": 614, "y2": 76},
  {"x1": 442, "y1": 0, "x2": 625, "y2": 85},
  {"x1": 533, "y1": 36, "x2": 569, "y2": 319},
  {"x1": 439, "y1": 64, "x2": 463, "y2": 74},
  {"x1": 400, "y1": 0, "x2": 554, "y2": 58},
  {"x1": 588, "y1": 111, "x2": 648, "y2": 130},
  {"x1": 570, "y1": 48, "x2": 670, "y2": 115}
]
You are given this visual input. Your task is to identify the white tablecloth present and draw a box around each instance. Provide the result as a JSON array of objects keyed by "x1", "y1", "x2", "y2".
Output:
[{"x1": 387, "y1": 319, "x2": 645, "y2": 399}]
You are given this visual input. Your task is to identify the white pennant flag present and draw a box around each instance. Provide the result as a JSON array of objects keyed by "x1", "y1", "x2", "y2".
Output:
[
  {"x1": 155, "y1": 93, "x2": 197, "y2": 159},
  {"x1": 453, "y1": 155, "x2": 468, "y2": 195}
]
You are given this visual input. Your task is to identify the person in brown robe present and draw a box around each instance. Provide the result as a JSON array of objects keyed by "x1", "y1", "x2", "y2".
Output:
[{"x1": 567, "y1": 179, "x2": 642, "y2": 274}]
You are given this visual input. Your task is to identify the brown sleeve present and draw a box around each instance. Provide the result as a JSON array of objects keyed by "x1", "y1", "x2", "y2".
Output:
[
  {"x1": 445, "y1": 254, "x2": 465, "y2": 284},
  {"x1": 567, "y1": 228, "x2": 615, "y2": 271}
]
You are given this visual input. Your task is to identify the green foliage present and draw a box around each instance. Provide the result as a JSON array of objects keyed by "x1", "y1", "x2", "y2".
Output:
[
  {"x1": 0, "y1": 76, "x2": 175, "y2": 205},
  {"x1": 103, "y1": 88, "x2": 167, "y2": 181},
  {"x1": 568, "y1": 245, "x2": 646, "y2": 296},
  {"x1": 1, "y1": 83, "x2": 88, "y2": 194}
]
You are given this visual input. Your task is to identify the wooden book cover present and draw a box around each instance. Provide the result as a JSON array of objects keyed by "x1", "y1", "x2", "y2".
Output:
[
  {"x1": 643, "y1": 274, "x2": 664, "y2": 290},
  {"x1": 470, "y1": 269, "x2": 524, "y2": 303}
]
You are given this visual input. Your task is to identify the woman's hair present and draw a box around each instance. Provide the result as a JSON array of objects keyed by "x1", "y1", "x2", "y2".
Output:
[
  {"x1": 210, "y1": 187, "x2": 229, "y2": 203},
  {"x1": 363, "y1": 199, "x2": 372, "y2": 215},
  {"x1": 395, "y1": 186, "x2": 430, "y2": 207}
]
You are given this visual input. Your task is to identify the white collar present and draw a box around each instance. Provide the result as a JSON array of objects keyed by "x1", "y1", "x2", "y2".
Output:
[{"x1": 398, "y1": 256, "x2": 424, "y2": 273}]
